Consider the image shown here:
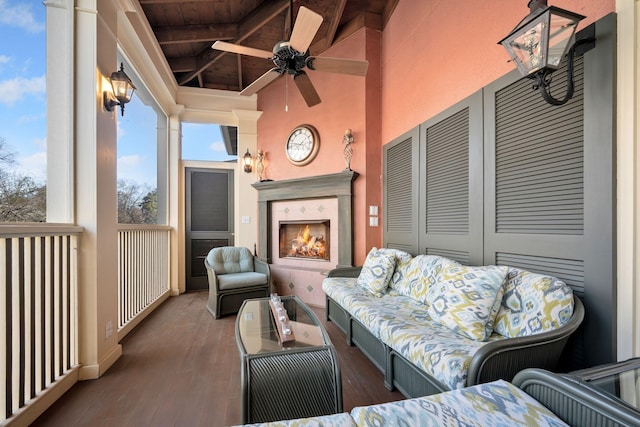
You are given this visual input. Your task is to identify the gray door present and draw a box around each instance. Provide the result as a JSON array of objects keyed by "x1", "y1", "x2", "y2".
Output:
[{"x1": 185, "y1": 168, "x2": 234, "y2": 291}]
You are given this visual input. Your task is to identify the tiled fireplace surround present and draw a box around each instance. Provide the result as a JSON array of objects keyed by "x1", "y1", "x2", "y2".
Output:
[{"x1": 252, "y1": 171, "x2": 358, "y2": 306}]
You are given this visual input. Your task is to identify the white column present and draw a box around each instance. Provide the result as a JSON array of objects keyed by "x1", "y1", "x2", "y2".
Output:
[
  {"x1": 45, "y1": 0, "x2": 74, "y2": 222},
  {"x1": 75, "y1": 0, "x2": 121, "y2": 379},
  {"x1": 233, "y1": 109, "x2": 263, "y2": 252},
  {"x1": 169, "y1": 106, "x2": 185, "y2": 294},
  {"x1": 616, "y1": 0, "x2": 640, "y2": 360}
]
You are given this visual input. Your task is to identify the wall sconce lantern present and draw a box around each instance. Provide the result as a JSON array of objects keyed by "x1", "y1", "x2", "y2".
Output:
[
  {"x1": 104, "y1": 63, "x2": 136, "y2": 116},
  {"x1": 243, "y1": 149, "x2": 253, "y2": 173},
  {"x1": 498, "y1": 0, "x2": 593, "y2": 106}
]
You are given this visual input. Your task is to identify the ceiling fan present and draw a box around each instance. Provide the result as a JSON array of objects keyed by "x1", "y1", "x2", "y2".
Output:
[{"x1": 211, "y1": 3, "x2": 369, "y2": 107}]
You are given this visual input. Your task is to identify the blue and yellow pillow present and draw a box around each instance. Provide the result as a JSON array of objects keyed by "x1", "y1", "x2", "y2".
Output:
[
  {"x1": 494, "y1": 268, "x2": 574, "y2": 337},
  {"x1": 357, "y1": 248, "x2": 397, "y2": 297},
  {"x1": 427, "y1": 265, "x2": 508, "y2": 341},
  {"x1": 390, "y1": 255, "x2": 460, "y2": 305}
]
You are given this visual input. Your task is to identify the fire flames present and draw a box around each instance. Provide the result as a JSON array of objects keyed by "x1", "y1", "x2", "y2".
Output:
[{"x1": 289, "y1": 225, "x2": 326, "y2": 258}]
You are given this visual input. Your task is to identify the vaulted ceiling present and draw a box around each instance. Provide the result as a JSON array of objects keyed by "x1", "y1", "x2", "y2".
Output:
[{"x1": 138, "y1": 0, "x2": 398, "y2": 91}]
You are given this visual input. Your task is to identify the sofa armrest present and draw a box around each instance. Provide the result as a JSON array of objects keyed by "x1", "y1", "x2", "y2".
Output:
[
  {"x1": 254, "y1": 257, "x2": 270, "y2": 275},
  {"x1": 467, "y1": 297, "x2": 585, "y2": 386},
  {"x1": 326, "y1": 266, "x2": 362, "y2": 278},
  {"x1": 253, "y1": 257, "x2": 271, "y2": 290}
]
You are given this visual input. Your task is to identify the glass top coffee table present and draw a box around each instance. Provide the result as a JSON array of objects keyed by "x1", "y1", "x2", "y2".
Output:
[{"x1": 236, "y1": 295, "x2": 342, "y2": 424}]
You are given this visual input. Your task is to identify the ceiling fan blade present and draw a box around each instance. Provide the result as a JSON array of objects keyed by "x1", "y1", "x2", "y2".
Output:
[
  {"x1": 306, "y1": 57, "x2": 369, "y2": 76},
  {"x1": 289, "y1": 6, "x2": 323, "y2": 53},
  {"x1": 239, "y1": 68, "x2": 283, "y2": 96},
  {"x1": 212, "y1": 41, "x2": 273, "y2": 59},
  {"x1": 293, "y1": 71, "x2": 321, "y2": 107}
]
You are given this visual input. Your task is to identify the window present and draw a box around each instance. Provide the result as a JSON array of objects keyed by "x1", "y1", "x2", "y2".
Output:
[
  {"x1": 0, "y1": 1, "x2": 46, "y2": 222},
  {"x1": 116, "y1": 58, "x2": 167, "y2": 224}
]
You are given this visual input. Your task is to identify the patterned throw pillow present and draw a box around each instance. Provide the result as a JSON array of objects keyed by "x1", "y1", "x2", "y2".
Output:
[
  {"x1": 390, "y1": 255, "x2": 459, "y2": 303},
  {"x1": 427, "y1": 265, "x2": 508, "y2": 341},
  {"x1": 494, "y1": 268, "x2": 574, "y2": 337},
  {"x1": 356, "y1": 248, "x2": 397, "y2": 297}
]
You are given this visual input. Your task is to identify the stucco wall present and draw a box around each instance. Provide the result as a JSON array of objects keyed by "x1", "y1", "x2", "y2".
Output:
[
  {"x1": 381, "y1": 0, "x2": 615, "y2": 142},
  {"x1": 255, "y1": 1, "x2": 616, "y2": 265},
  {"x1": 257, "y1": 28, "x2": 381, "y2": 265}
]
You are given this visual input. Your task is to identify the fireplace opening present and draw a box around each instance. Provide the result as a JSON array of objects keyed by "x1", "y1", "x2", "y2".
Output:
[{"x1": 279, "y1": 220, "x2": 330, "y2": 260}]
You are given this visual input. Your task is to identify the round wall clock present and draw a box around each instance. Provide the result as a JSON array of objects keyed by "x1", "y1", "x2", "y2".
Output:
[{"x1": 285, "y1": 124, "x2": 320, "y2": 166}]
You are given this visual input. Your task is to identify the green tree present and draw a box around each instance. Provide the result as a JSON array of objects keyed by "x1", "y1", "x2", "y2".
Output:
[
  {"x1": 141, "y1": 189, "x2": 158, "y2": 224},
  {"x1": 118, "y1": 180, "x2": 157, "y2": 224}
]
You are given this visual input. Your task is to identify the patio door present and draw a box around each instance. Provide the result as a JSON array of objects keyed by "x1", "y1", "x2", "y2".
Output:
[{"x1": 185, "y1": 168, "x2": 234, "y2": 291}]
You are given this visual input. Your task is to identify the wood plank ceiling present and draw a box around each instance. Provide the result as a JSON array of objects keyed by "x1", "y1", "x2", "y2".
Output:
[{"x1": 138, "y1": 0, "x2": 398, "y2": 91}]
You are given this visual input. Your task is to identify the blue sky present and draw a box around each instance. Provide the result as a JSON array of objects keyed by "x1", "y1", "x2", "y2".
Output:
[{"x1": 0, "y1": 0, "x2": 236, "y2": 188}]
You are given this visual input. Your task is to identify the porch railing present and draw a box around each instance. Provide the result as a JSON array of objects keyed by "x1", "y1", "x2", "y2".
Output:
[
  {"x1": 1, "y1": 224, "x2": 82, "y2": 424},
  {"x1": 117, "y1": 225, "x2": 171, "y2": 338}
]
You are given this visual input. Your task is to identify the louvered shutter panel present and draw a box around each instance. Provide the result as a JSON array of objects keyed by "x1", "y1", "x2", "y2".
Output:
[
  {"x1": 383, "y1": 127, "x2": 419, "y2": 254},
  {"x1": 426, "y1": 108, "x2": 470, "y2": 235},
  {"x1": 419, "y1": 92, "x2": 483, "y2": 264},
  {"x1": 494, "y1": 59, "x2": 584, "y2": 235}
]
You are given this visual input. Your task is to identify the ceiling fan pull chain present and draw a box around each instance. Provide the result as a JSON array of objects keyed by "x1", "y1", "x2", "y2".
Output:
[{"x1": 285, "y1": 76, "x2": 289, "y2": 112}]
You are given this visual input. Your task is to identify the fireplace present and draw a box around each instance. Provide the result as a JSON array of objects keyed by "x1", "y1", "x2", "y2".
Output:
[
  {"x1": 279, "y1": 220, "x2": 330, "y2": 260},
  {"x1": 253, "y1": 171, "x2": 358, "y2": 268},
  {"x1": 252, "y1": 171, "x2": 358, "y2": 307}
]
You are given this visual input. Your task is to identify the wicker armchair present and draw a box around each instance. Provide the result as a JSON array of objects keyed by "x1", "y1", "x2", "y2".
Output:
[{"x1": 204, "y1": 246, "x2": 270, "y2": 318}]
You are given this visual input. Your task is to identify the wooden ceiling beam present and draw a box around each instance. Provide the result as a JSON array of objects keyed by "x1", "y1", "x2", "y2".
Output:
[
  {"x1": 168, "y1": 57, "x2": 197, "y2": 73},
  {"x1": 311, "y1": 11, "x2": 382, "y2": 53},
  {"x1": 154, "y1": 24, "x2": 238, "y2": 44},
  {"x1": 177, "y1": 0, "x2": 289, "y2": 86},
  {"x1": 382, "y1": 0, "x2": 400, "y2": 29},
  {"x1": 321, "y1": 0, "x2": 347, "y2": 51}
]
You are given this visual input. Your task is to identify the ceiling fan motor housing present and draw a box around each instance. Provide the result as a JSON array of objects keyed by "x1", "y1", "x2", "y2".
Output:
[{"x1": 272, "y1": 41, "x2": 308, "y2": 75}]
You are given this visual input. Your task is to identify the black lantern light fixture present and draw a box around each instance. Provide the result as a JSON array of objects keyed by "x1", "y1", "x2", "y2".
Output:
[
  {"x1": 243, "y1": 149, "x2": 253, "y2": 173},
  {"x1": 498, "y1": 0, "x2": 593, "y2": 106},
  {"x1": 104, "y1": 63, "x2": 136, "y2": 116}
]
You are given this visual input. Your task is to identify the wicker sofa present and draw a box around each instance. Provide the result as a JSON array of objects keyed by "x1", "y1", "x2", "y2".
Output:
[
  {"x1": 322, "y1": 248, "x2": 585, "y2": 398},
  {"x1": 236, "y1": 368, "x2": 639, "y2": 427}
]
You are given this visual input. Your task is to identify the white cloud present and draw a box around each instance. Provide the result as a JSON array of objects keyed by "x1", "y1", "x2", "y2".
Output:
[
  {"x1": 118, "y1": 154, "x2": 142, "y2": 169},
  {"x1": 0, "y1": 0, "x2": 44, "y2": 33},
  {"x1": 0, "y1": 55, "x2": 10, "y2": 65},
  {"x1": 118, "y1": 154, "x2": 155, "y2": 186},
  {"x1": 0, "y1": 75, "x2": 45, "y2": 105},
  {"x1": 209, "y1": 141, "x2": 226, "y2": 152},
  {"x1": 18, "y1": 112, "x2": 45, "y2": 124},
  {"x1": 15, "y1": 150, "x2": 46, "y2": 181},
  {"x1": 32, "y1": 136, "x2": 46, "y2": 149}
]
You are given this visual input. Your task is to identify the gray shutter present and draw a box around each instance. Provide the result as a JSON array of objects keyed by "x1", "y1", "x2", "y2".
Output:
[
  {"x1": 426, "y1": 108, "x2": 469, "y2": 235},
  {"x1": 494, "y1": 60, "x2": 584, "y2": 235},
  {"x1": 383, "y1": 127, "x2": 419, "y2": 254},
  {"x1": 419, "y1": 91, "x2": 483, "y2": 265},
  {"x1": 484, "y1": 16, "x2": 616, "y2": 369}
]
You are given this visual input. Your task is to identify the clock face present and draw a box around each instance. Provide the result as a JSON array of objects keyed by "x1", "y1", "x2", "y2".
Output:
[{"x1": 286, "y1": 125, "x2": 319, "y2": 166}]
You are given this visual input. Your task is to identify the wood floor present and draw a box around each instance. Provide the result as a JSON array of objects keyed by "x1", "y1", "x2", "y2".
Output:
[{"x1": 31, "y1": 292, "x2": 403, "y2": 427}]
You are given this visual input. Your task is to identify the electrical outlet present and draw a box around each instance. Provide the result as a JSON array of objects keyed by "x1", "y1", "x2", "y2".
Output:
[{"x1": 105, "y1": 320, "x2": 113, "y2": 339}]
